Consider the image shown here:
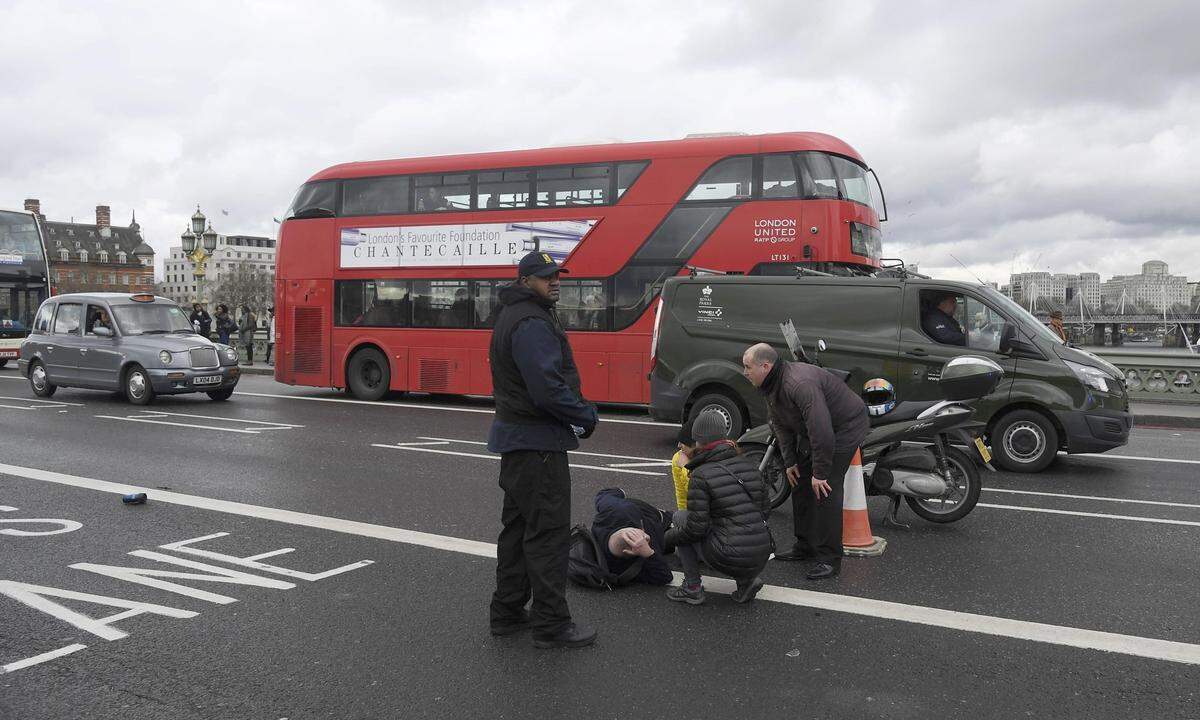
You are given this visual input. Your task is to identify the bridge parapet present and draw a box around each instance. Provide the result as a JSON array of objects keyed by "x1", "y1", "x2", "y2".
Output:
[{"x1": 1092, "y1": 349, "x2": 1200, "y2": 403}]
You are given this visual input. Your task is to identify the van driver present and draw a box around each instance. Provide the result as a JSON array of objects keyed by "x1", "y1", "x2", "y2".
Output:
[{"x1": 922, "y1": 293, "x2": 966, "y2": 346}]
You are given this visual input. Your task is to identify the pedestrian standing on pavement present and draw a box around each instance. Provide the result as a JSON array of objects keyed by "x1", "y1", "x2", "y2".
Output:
[
  {"x1": 265, "y1": 306, "x2": 276, "y2": 365},
  {"x1": 1049, "y1": 310, "x2": 1069, "y2": 343},
  {"x1": 487, "y1": 251, "x2": 599, "y2": 649},
  {"x1": 663, "y1": 408, "x2": 773, "y2": 605},
  {"x1": 743, "y1": 342, "x2": 869, "y2": 580},
  {"x1": 238, "y1": 304, "x2": 257, "y2": 366},
  {"x1": 214, "y1": 304, "x2": 235, "y2": 345},
  {"x1": 189, "y1": 303, "x2": 212, "y2": 339}
]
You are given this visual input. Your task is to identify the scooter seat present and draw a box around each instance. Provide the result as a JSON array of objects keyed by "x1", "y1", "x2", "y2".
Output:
[{"x1": 870, "y1": 400, "x2": 941, "y2": 426}]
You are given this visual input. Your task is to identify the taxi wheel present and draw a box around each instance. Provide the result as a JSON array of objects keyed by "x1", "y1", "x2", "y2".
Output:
[
  {"x1": 207, "y1": 389, "x2": 234, "y2": 401},
  {"x1": 30, "y1": 361, "x2": 57, "y2": 398},
  {"x1": 124, "y1": 365, "x2": 155, "y2": 406}
]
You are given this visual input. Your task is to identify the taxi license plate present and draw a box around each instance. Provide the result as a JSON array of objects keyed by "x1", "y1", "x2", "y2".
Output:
[
  {"x1": 973, "y1": 437, "x2": 992, "y2": 463},
  {"x1": 194, "y1": 375, "x2": 222, "y2": 386}
]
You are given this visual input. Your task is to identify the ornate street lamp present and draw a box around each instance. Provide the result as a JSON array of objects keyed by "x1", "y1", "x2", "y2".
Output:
[{"x1": 181, "y1": 206, "x2": 220, "y2": 306}]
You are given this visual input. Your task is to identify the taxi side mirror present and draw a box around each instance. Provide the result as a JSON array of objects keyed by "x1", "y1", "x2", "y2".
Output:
[{"x1": 93, "y1": 326, "x2": 112, "y2": 338}]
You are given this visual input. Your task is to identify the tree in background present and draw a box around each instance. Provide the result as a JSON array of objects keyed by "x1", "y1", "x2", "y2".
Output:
[{"x1": 211, "y1": 260, "x2": 273, "y2": 317}]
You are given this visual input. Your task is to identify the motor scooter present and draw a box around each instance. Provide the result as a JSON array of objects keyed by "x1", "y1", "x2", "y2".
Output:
[{"x1": 738, "y1": 340, "x2": 1001, "y2": 526}]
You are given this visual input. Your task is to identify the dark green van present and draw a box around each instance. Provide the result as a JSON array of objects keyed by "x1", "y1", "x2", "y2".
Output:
[{"x1": 648, "y1": 274, "x2": 1132, "y2": 472}]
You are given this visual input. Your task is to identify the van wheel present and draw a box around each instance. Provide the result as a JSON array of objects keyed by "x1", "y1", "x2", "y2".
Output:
[
  {"x1": 125, "y1": 365, "x2": 155, "y2": 406},
  {"x1": 30, "y1": 361, "x2": 57, "y2": 398},
  {"x1": 991, "y1": 409, "x2": 1058, "y2": 473},
  {"x1": 347, "y1": 348, "x2": 390, "y2": 401},
  {"x1": 686, "y1": 392, "x2": 745, "y2": 440}
]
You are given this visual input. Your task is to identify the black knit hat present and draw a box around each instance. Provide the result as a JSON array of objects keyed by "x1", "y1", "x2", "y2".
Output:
[{"x1": 691, "y1": 408, "x2": 729, "y2": 445}]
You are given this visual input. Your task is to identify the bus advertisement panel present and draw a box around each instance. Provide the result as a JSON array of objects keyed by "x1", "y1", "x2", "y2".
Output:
[
  {"x1": 0, "y1": 209, "x2": 51, "y2": 366},
  {"x1": 274, "y1": 132, "x2": 886, "y2": 404}
]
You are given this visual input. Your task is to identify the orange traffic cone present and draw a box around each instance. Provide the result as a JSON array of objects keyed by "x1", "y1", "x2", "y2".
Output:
[{"x1": 842, "y1": 449, "x2": 886, "y2": 557}]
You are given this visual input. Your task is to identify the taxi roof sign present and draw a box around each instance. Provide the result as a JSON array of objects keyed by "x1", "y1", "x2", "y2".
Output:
[{"x1": 130, "y1": 293, "x2": 156, "y2": 303}]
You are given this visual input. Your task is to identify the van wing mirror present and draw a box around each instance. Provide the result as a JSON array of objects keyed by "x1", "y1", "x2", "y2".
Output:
[{"x1": 998, "y1": 323, "x2": 1016, "y2": 354}]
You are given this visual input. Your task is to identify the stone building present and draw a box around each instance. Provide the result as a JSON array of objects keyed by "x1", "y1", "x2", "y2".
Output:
[{"x1": 25, "y1": 199, "x2": 155, "y2": 295}]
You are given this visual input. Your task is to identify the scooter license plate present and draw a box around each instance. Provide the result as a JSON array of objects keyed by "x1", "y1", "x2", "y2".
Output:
[{"x1": 974, "y1": 437, "x2": 992, "y2": 463}]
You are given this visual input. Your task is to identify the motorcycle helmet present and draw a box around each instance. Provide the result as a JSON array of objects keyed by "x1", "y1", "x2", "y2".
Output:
[{"x1": 862, "y1": 378, "x2": 896, "y2": 416}]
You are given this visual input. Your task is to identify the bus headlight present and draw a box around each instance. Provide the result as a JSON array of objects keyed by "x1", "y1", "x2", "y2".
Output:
[{"x1": 159, "y1": 350, "x2": 173, "y2": 365}]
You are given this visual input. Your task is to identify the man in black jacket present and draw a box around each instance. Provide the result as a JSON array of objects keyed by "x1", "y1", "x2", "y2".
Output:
[
  {"x1": 743, "y1": 343, "x2": 869, "y2": 580},
  {"x1": 488, "y1": 251, "x2": 599, "y2": 649},
  {"x1": 921, "y1": 292, "x2": 966, "y2": 346}
]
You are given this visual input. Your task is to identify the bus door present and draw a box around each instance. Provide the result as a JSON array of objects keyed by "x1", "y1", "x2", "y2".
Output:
[{"x1": 284, "y1": 279, "x2": 332, "y2": 387}]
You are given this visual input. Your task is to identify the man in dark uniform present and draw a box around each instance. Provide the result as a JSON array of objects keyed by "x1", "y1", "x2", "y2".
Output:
[
  {"x1": 921, "y1": 292, "x2": 966, "y2": 346},
  {"x1": 743, "y1": 342, "x2": 869, "y2": 580},
  {"x1": 488, "y1": 251, "x2": 599, "y2": 649}
]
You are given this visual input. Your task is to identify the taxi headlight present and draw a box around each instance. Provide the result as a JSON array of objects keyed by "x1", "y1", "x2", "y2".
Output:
[
  {"x1": 222, "y1": 346, "x2": 238, "y2": 362},
  {"x1": 159, "y1": 350, "x2": 173, "y2": 365}
]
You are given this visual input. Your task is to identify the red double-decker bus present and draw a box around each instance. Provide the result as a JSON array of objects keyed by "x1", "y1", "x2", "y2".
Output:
[{"x1": 274, "y1": 132, "x2": 886, "y2": 403}]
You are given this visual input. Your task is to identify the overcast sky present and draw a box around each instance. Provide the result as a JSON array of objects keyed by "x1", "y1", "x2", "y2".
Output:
[{"x1": 2, "y1": 0, "x2": 1198, "y2": 286}]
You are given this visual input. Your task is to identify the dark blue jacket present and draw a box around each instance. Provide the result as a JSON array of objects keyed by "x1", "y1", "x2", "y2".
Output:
[
  {"x1": 590, "y1": 488, "x2": 672, "y2": 586},
  {"x1": 922, "y1": 307, "x2": 966, "y2": 346},
  {"x1": 487, "y1": 284, "x2": 598, "y2": 453}
]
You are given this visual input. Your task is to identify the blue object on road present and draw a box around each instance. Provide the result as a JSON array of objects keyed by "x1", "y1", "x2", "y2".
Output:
[{"x1": 122, "y1": 493, "x2": 147, "y2": 505}]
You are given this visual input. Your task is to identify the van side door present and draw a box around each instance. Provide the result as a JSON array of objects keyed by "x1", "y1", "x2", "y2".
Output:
[{"x1": 898, "y1": 285, "x2": 1016, "y2": 413}]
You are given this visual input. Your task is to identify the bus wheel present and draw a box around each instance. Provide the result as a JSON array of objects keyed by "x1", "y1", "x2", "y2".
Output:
[
  {"x1": 0, "y1": 359, "x2": 7, "y2": 368},
  {"x1": 686, "y1": 392, "x2": 745, "y2": 440},
  {"x1": 347, "y1": 348, "x2": 390, "y2": 401},
  {"x1": 30, "y1": 361, "x2": 56, "y2": 398}
]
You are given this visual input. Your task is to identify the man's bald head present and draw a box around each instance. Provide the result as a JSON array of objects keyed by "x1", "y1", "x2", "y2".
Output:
[{"x1": 742, "y1": 343, "x2": 779, "y2": 388}]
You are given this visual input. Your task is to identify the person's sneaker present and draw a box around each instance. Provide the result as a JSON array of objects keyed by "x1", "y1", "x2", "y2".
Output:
[
  {"x1": 489, "y1": 612, "x2": 531, "y2": 637},
  {"x1": 731, "y1": 576, "x2": 765, "y2": 604},
  {"x1": 806, "y1": 562, "x2": 840, "y2": 580},
  {"x1": 666, "y1": 583, "x2": 706, "y2": 605},
  {"x1": 532, "y1": 622, "x2": 597, "y2": 649}
]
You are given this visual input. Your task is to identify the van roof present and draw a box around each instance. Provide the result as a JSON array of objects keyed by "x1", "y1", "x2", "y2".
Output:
[{"x1": 666, "y1": 274, "x2": 986, "y2": 291}]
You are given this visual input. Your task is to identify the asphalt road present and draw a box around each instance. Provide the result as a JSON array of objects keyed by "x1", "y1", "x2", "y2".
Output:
[{"x1": 1, "y1": 367, "x2": 1198, "y2": 719}]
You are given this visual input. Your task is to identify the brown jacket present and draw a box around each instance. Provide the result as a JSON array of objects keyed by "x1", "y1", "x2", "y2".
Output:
[
  {"x1": 761, "y1": 362, "x2": 870, "y2": 481},
  {"x1": 1049, "y1": 318, "x2": 1068, "y2": 342}
]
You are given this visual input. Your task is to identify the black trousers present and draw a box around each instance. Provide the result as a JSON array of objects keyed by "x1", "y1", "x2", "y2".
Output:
[
  {"x1": 490, "y1": 450, "x2": 572, "y2": 636},
  {"x1": 791, "y1": 447, "x2": 859, "y2": 566}
]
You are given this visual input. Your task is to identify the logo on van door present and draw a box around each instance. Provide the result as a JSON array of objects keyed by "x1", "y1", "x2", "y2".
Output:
[
  {"x1": 697, "y1": 285, "x2": 723, "y2": 324},
  {"x1": 702, "y1": 285, "x2": 712, "y2": 296}
]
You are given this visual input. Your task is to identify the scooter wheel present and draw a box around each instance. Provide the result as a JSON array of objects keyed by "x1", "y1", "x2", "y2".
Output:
[
  {"x1": 904, "y1": 446, "x2": 981, "y2": 523},
  {"x1": 741, "y1": 444, "x2": 791, "y2": 510}
]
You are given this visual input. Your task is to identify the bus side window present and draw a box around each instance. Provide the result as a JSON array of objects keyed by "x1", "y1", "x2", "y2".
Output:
[
  {"x1": 684, "y1": 156, "x2": 752, "y2": 201},
  {"x1": 761, "y1": 154, "x2": 799, "y2": 198}
]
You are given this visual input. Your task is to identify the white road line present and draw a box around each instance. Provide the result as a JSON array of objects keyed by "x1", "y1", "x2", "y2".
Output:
[
  {"x1": 979, "y1": 503, "x2": 1200, "y2": 527},
  {"x1": 0, "y1": 396, "x2": 83, "y2": 406},
  {"x1": 234, "y1": 390, "x2": 676, "y2": 427},
  {"x1": 418, "y1": 436, "x2": 668, "y2": 463},
  {"x1": 392, "y1": 441, "x2": 452, "y2": 447},
  {"x1": 607, "y1": 461, "x2": 674, "y2": 468},
  {"x1": 0, "y1": 404, "x2": 35, "y2": 410},
  {"x1": 372, "y1": 443, "x2": 663, "y2": 477},
  {"x1": 3, "y1": 460, "x2": 1199, "y2": 667},
  {"x1": 1076, "y1": 453, "x2": 1200, "y2": 466},
  {"x1": 985, "y1": 487, "x2": 1200, "y2": 510},
  {"x1": 93, "y1": 415, "x2": 261, "y2": 434},
  {"x1": 2, "y1": 643, "x2": 88, "y2": 673},
  {"x1": 140, "y1": 410, "x2": 303, "y2": 428}
]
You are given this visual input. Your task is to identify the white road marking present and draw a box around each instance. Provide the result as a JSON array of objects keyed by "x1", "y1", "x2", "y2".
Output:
[
  {"x1": 979, "y1": 503, "x2": 1200, "y2": 527},
  {"x1": 372, "y1": 443, "x2": 664, "y2": 477},
  {"x1": 607, "y1": 461, "x2": 675, "y2": 468},
  {"x1": 1076, "y1": 453, "x2": 1200, "y2": 466},
  {"x1": 138, "y1": 410, "x2": 303, "y2": 429},
  {"x1": 234, "y1": 390, "x2": 676, "y2": 427},
  {"x1": 3, "y1": 459, "x2": 1200, "y2": 666},
  {"x1": 94, "y1": 415, "x2": 262, "y2": 434},
  {"x1": 985, "y1": 487, "x2": 1200, "y2": 510},
  {"x1": 2, "y1": 643, "x2": 88, "y2": 673},
  {"x1": 0, "y1": 396, "x2": 84, "y2": 407},
  {"x1": 0, "y1": 404, "x2": 35, "y2": 410},
  {"x1": 418, "y1": 436, "x2": 668, "y2": 463}
]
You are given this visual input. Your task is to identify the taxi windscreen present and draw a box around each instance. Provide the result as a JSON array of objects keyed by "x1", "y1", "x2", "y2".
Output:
[{"x1": 112, "y1": 304, "x2": 194, "y2": 335}]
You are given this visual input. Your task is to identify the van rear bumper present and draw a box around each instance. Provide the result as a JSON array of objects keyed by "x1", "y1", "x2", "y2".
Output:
[
  {"x1": 1057, "y1": 408, "x2": 1133, "y2": 454},
  {"x1": 649, "y1": 373, "x2": 687, "y2": 423}
]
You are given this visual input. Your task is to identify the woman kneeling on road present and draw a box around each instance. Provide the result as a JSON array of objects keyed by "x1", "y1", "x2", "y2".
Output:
[{"x1": 664, "y1": 408, "x2": 774, "y2": 605}]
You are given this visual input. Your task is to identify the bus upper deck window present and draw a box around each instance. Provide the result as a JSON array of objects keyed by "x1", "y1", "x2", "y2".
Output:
[{"x1": 685, "y1": 156, "x2": 752, "y2": 202}]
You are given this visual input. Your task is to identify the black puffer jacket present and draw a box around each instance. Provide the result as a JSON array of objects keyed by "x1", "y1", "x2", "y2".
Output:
[{"x1": 664, "y1": 443, "x2": 774, "y2": 579}]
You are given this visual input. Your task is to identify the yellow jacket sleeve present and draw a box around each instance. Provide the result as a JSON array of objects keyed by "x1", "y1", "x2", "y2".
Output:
[{"x1": 671, "y1": 451, "x2": 690, "y2": 511}]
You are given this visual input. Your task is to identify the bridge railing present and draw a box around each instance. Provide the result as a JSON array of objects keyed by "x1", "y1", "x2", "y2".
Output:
[{"x1": 1092, "y1": 348, "x2": 1200, "y2": 403}]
